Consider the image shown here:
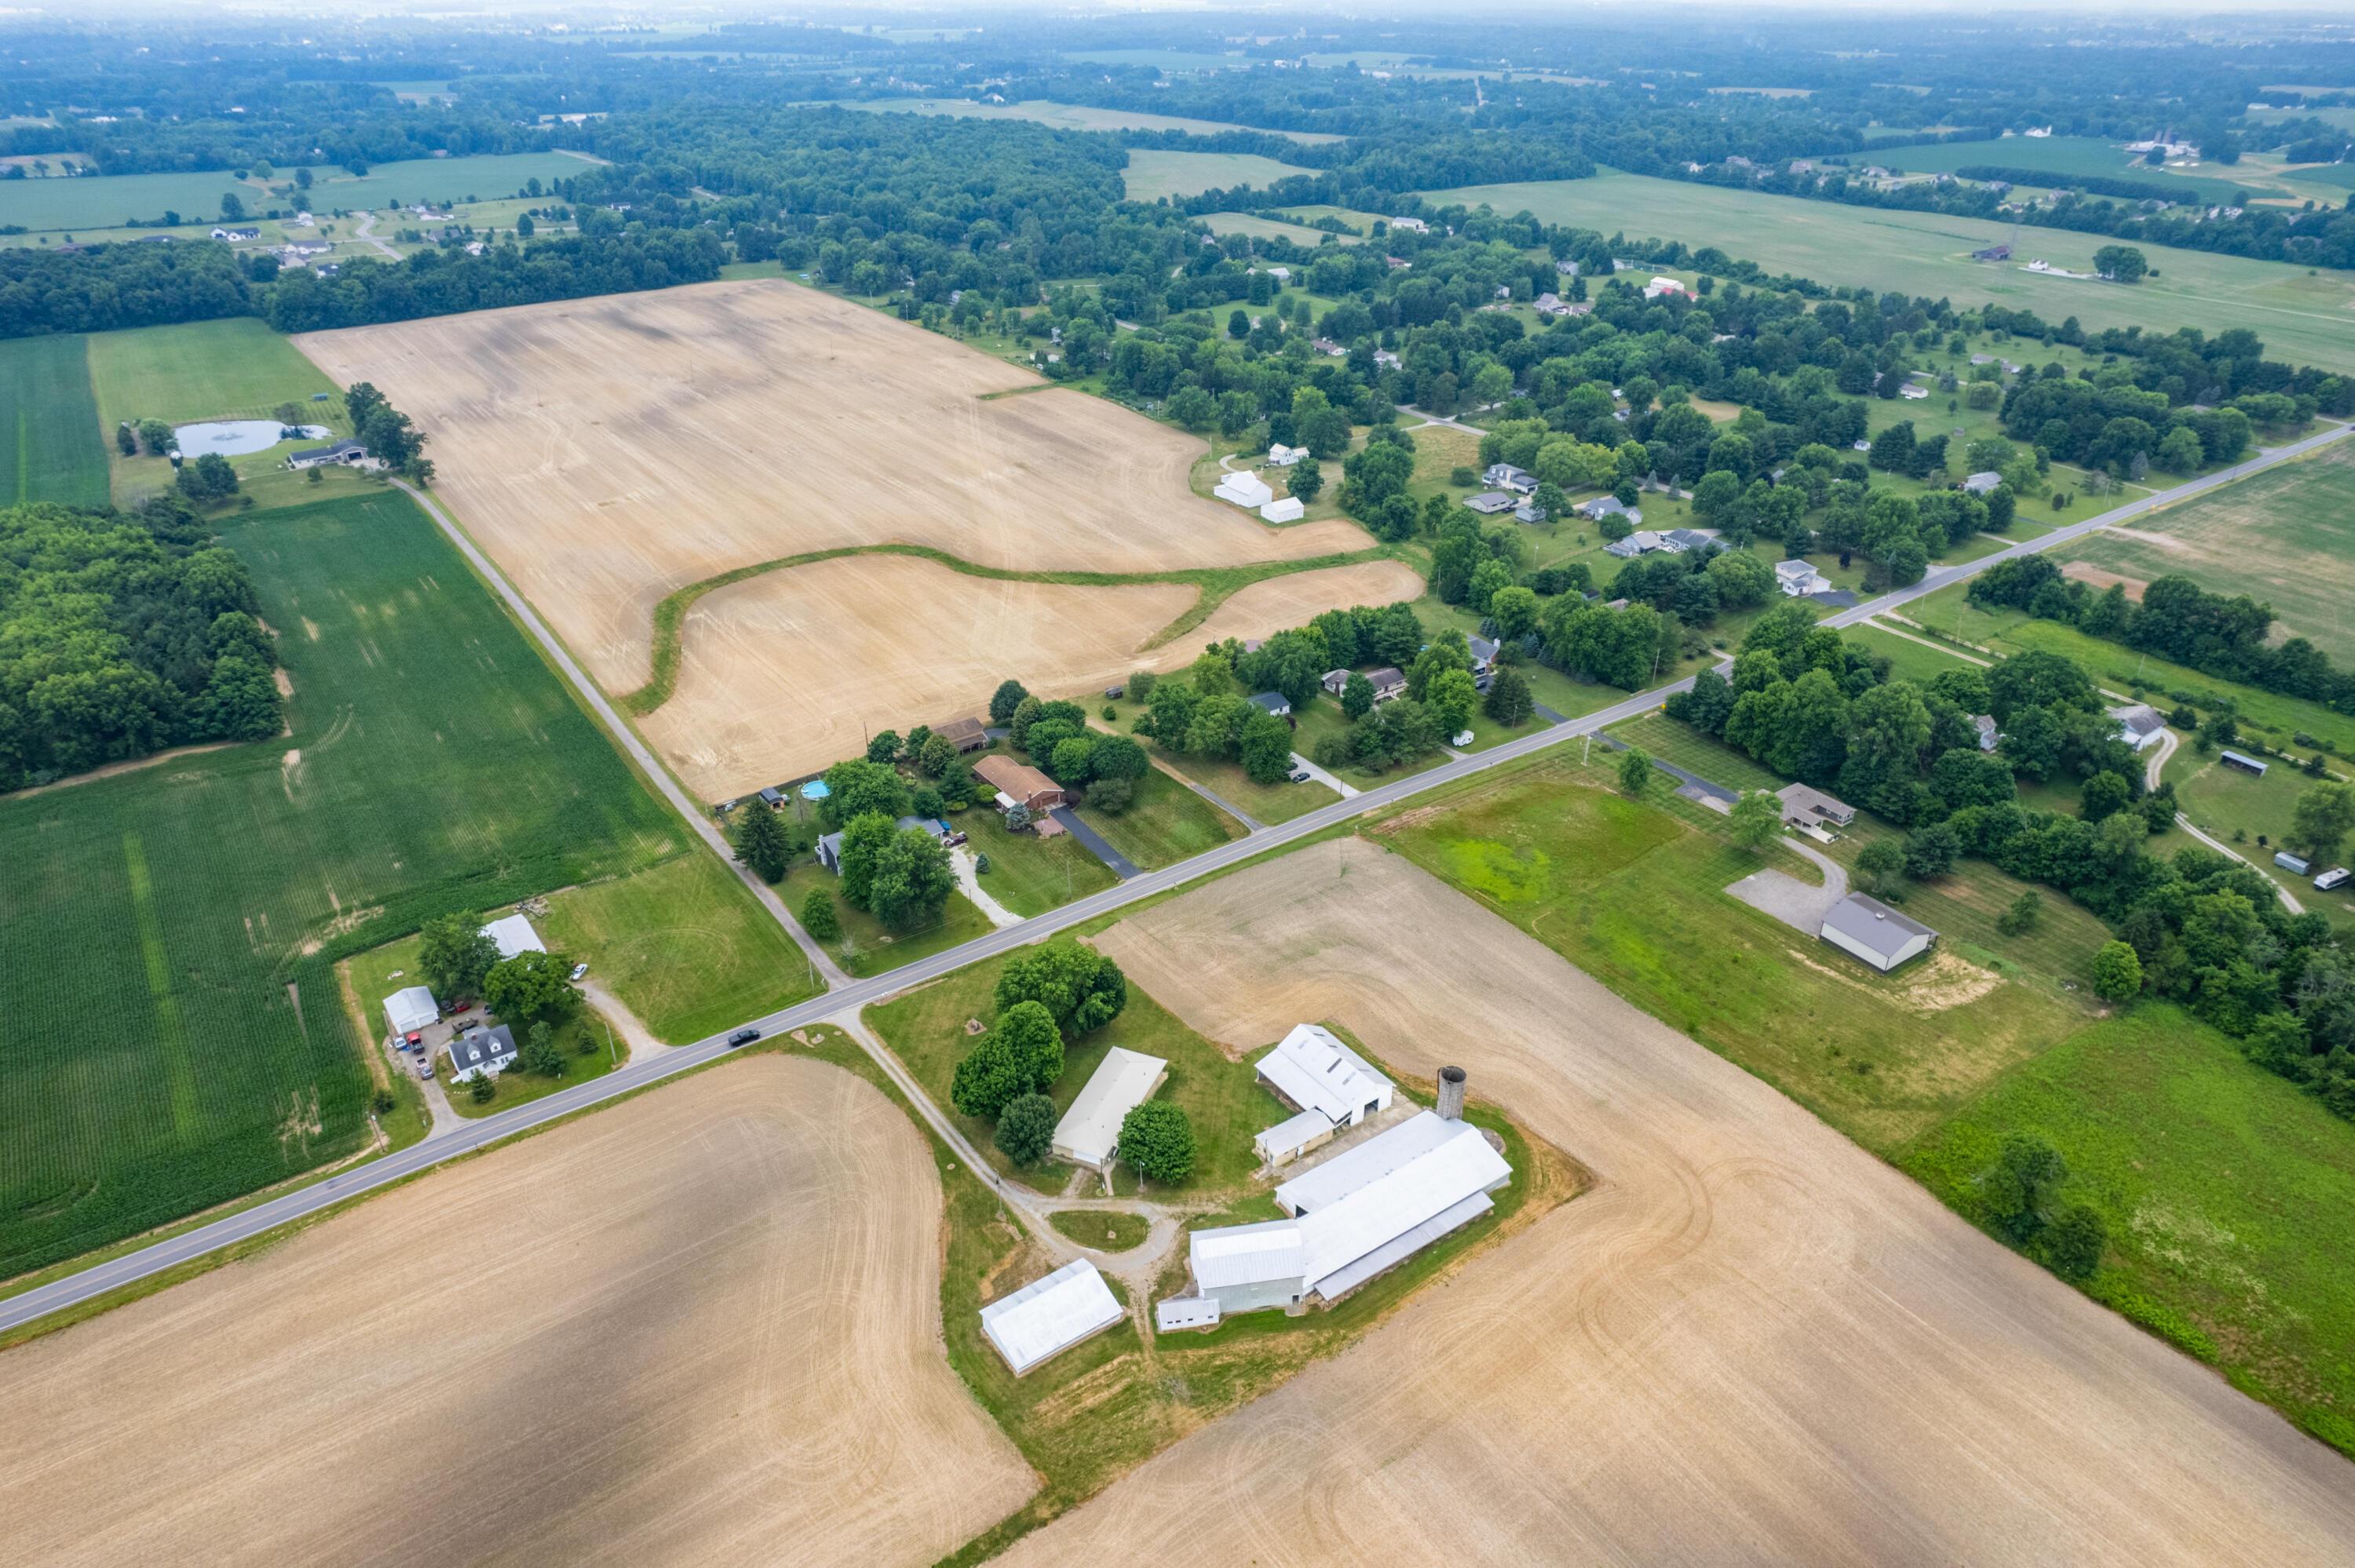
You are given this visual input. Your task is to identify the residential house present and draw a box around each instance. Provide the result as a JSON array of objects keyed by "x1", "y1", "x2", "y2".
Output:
[
  {"x1": 209, "y1": 226, "x2": 259, "y2": 241},
  {"x1": 1774, "y1": 559, "x2": 1831, "y2": 596},
  {"x1": 1962, "y1": 471, "x2": 2004, "y2": 496},
  {"x1": 1352, "y1": 666, "x2": 1408, "y2": 702},
  {"x1": 1972, "y1": 715, "x2": 2000, "y2": 753},
  {"x1": 1464, "y1": 636, "x2": 1499, "y2": 674},
  {"x1": 1605, "y1": 530, "x2": 1663, "y2": 558},
  {"x1": 1899, "y1": 383, "x2": 1930, "y2": 399},
  {"x1": 1464, "y1": 490, "x2": 1517, "y2": 515},
  {"x1": 1820, "y1": 894, "x2": 1937, "y2": 972},
  {"x1": 447, "y1": 1023, "x2": 519, "y2": 1083},
  {"x1": 1267, "y1": 443, "x2": 1309, "y2": 467},
  {"x1": 815, "y1": 830, "x2": 846, "y2": 873},
  {"x1": 1777, "y1": 782, "x2": 1856, "y2": 830},
  {"x1": 1388, "y1": 216, "x2": 1429, "y2": 234},
  {"x1": 1373, "y1": 348, "x2": 1403, "y2": 370},
  {"x1": 1659, "y1": 527, "x2": 1715, "y2": 554},
  {"x1": 1643, "y1": 277, "x2": 1690, "y2": 300},
  {"x1": 285, "y1": 439, "x2": 370, "y2": 471},
  {"x1": 2109, "y1": 704, "x2": 2168, "y2": 751},
  {"x1": 1554, "y1": 259, "x2": 1579, "y2": 276},
  {"x1": 1248, "y1": 691, "x2": 1294, "y2": 720},
  {"x1": 974, "y1": 754, "x2": 1067, "y2": 814},
  {"x1": 1309, "y1": 337, "x2": 1349, "y2": 357},
  {"x1": 1481, "y1": 463, "x2": 1537, "y2": 494},
  {"x1": 1578, "y1": 494, "x2": 1639, "y2": 525}
]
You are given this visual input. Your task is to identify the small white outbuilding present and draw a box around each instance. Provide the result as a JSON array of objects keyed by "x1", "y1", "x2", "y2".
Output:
[
  {"x1": 382, "y1": 986, "x2": 439, "y2": 1037},
  {"x1": 979, "y1": 1259, "x2": 1125, "y2": 1376},
  {"x1": 1051, "y1": 1047, "x2": 1168, "y2": 1172},
  {"x1": 1260, "y1": 496, "x2": 1305, "y2": 523}
]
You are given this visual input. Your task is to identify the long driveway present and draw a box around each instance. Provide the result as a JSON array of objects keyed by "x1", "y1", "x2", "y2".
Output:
[{"x1": 4, "y1": 424, "x2": 2344, "y2": 1337}]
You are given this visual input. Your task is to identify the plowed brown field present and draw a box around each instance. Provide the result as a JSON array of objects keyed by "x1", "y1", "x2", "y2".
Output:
[
  {"x1": 0, "y1": 1056, "x2": 1031, "y2": 1568},
  {"x1": 294, "y1": 281, "x2": 1371, "y2": 697},
  {"x1": 1010, "y1": 841, "x2": 2355, "y2": 1566}
]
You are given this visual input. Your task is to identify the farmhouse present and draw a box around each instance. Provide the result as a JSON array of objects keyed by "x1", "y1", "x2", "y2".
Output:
[
  {"x1": 447, "y1": 1023, "x2": 519, "y2": 1083},
  {"x1": 1482, "y1": 463, "x2": 1537, "y2": 494},
  {"x1": 1775, "y1": 559, "x2": 1833, "y2": 596},
  {"x1": 1962, "y1": 471, "x2": 2005, "y2": 496},
  {"x1": 383, "y1": 986, "x2": 439, "y2": 1038},
  {"x1": 1176, "y1": 1103, "x2": 1510, "y2": 1317},
  {"x1": 1464, "y1": 490, "x2": 1517, "y2": 515},
  {"x1": 1777, "y1": 782, "x2": 1855, "y2": 830},
  {"x1": 1248, "y1": 691, "x2": 1294, "y2": 719},
  {"x1": 978, "y1": 1260, "x2": 1125, "y2": 1377},
  {"x1": 480, "y1": 913, "x2": 546, "y2": 961},
  {"x1": 285, "y1": 439, "x2": 370, "y2": 471},
  {"x1": 974, "y1": 753, "x2": 1066, "y2": 813},
  {"x1": 1820, "y1": 893, "x2": 1938, "y2": 972},
  {"x1": 1579, "y1": 495, "x2": 1641, "y2": 525},
  {"x1": 1267, "y1": 443, "x2": 1309, "y2": 466},
  {"x1": 931, "y1": 716, "x2": 989, "y2": 753},
  {"x1": 1255, "y1": 1023, "x2": 1394, "y2": 1130},
  {"x1": 1214, "y1": 471, "x2": 1275, "y2": 509},
  {"x1": 2109, "y1": 703, "x2": 2168, "y2": 751},
  {"x1": 1260, "y1": 497, "x2": 1305, "y2": 523},
  {"x1": 1051, "y1": 1047, "x2": 1169, "y2": 1171}
]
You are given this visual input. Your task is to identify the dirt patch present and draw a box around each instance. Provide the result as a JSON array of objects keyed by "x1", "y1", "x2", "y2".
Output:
[
  {"x1": 0, "y1": 1057, "x2": 1031, "y2": 1566},
  {"x1": 1010, "y1": 840, "x2": 2355, "y2": 1566},
  {"x1": 272, "y1": 668, "x2": 294, "y2": 698},
  {"x1": 2, "y1": 741, "x2": 243, "y2": 800},
  {"x1": 1185, "y1": 560, "x2": 1423, "y2": 651},
  {"x1": 294, "y1": 279, "x2": 1371, "y2": 696},
  {"x1": 1902, "y1": 947, "x2": 2006, "y2": 1011},
  {"x1": 2103, "y1": 524, "x2": 2192, "y2": 552},
  {"x1": 2062, "y1": 560, "x2": 2149, "y2": 600},
  {"x1": 1689, "y1": 396, "x2": 1743, "y2": 423}
]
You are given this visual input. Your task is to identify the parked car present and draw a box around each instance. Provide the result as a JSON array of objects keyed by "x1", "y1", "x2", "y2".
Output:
[
  {"x1": 1103, "y1": 684, "x2": 1125, "y2": 698},
  {"x1": 403, "y1": 1032, "x2": 423, "y2": 1053},
  {"x1": 415, "y1": 1059, "x2": 434, "y2": 1080},
  {"x1": 445, "y1": 1000, "x2": 473, "y2": 1016},
  {"x1": 1287, "y1": 768, "x2": 1312, "y2": 783},
  {"x1": 568, "y1": 962, "x2": 589, "y2": 981},
  {"x1": 728, "y1": 1027, "x2": 761, "y2": 1048}
]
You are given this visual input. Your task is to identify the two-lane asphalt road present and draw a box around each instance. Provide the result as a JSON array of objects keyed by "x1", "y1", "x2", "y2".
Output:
[{"x1": 5, "y1": 421, "x2": 2343, "y2": 1337}]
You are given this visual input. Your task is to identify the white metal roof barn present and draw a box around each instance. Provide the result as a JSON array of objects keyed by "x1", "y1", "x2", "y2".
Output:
[
  {"x1": 979, "y1": 1260, "x2": 1125, "y2": 1377},
  {"x1": 1254, "y1": 1023, "x2": 1394, "y2": 1127},
  {"x1": 480, "y1": 913, "x2": 546, "y2": 961},
  {"x1": 1050, "y1": 1047, "x2": 1168, "y2": 1172}
]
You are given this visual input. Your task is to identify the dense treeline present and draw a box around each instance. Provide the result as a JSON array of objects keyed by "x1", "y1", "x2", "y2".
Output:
[
  {"x1": 0, "y1": 496, "x2": 284, "y2": 791},
  {"x1": 0, "y1": 242, "x2": 255, "y2": 337},
  {"x1": 1973, "y1": 556, "x2": 2355, "y2": 720}
]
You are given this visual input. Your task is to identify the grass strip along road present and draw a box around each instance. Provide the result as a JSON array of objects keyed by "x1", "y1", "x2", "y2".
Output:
[{"x1": 4, "y1": 423, "x2": 2346, "y2": 1338}]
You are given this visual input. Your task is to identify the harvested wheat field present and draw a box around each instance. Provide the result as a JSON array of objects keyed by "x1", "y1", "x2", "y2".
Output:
[
  {"x1": 1011, "y1": 841, "x2": 2355, "y2": 1566},
  {"x1": 0, "y1": 1056, "x2": 1031, "y2": 1568},
  {"x1": 644, "y1": 556, "x2": 1425, "y2": 796},
  {"x1": 294, "y1": 280, "x2": 1371, "y2": 695}
]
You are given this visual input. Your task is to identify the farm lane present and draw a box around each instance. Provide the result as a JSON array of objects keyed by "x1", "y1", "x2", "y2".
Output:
[{"x1": 5, "y1": 425, "x2": 2346, "y2": 1338}]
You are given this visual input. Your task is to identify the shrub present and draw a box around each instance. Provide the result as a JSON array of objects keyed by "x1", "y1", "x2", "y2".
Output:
[
  {"x1": 800, "y1": 888, "x2": 839, "y2": 941},
  {"x1": 993, "y1": 1092, "x2": 1057, "y2": 1166},
  {"x1": 1118, "y1": 1100, "x2": 1196, "y2": 1185}
]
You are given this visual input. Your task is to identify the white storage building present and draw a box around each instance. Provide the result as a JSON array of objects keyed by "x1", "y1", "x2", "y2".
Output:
[
  {"x1": 1253, "y1": 1107, "x2": 1336, "y2": 1168},
  {"x1": 1254, "y1": 1023, "x2": 1393, "y2": 1131},
  {"x1": 382, "y1": 986, "x2": 438, "y2": 1037},
  {"x1": 1050, "y1": 1047, "x2": 1168, "y2": 1172},
  {"x1": 1820, "y1": 892, "x2": 1937, "y2": 972},
  {"x1": 1260, "y1": 496, "x2": 1305, "y2": 523},
  {"x1": 480, "y1": 913, "x2": 546, "y2": 961},
  {"x1": 1214, "y1": 472, "x2": 1274, "y2": 509},
  {"x1": 980, "y1": 1260, "x2": 1126, "y2": 1376}
]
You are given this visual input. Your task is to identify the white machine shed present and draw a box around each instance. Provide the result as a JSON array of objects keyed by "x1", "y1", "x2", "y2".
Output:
[{"x1": 979, "y1": 1260, "x2": 1124, "y2": 1377}]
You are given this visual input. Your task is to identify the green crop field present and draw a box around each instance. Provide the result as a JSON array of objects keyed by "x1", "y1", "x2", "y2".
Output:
[
  {"x1": 0, "y1": 151, "x2": 591, "y2": 233},
  {"x1": 0, "y1": 335, "x2": 107, "y2": 507},
  {"x1": 87, "y1": 317, "x2": 338, "y2": 428},
  {"x1": 2052, "y1": 443, "x2": 2355, "y2": 665},
  {"x1": 1123, "y1": 150, "x2": 1314, "y2": 202},
  {"x1": 1902, "y1": 1005, "x2": 2355, "y2": 1456},
  {"x1": 1423, "y1": 170, "x2": 2355, "y2": 377},
  {"x1": 1868, "y1": 135, "x2": 2255, "y2": 205},
  {"x1": 0, "y1": 490, "x2": 685, "y2": 1277},
  {"x1": 835, "y1": 97, "x2": 1339, "y2": 143}
]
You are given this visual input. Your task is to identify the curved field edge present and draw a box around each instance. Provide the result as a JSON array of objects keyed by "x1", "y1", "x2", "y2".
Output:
[{"x1": 619, "y1": 542, "x2": 1406, "y2": 715}]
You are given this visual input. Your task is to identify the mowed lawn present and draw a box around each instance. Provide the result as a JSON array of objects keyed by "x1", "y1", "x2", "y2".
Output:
[
  {"x1": 0, "y1": 334, "x2": 108, "y2": 507},
  {"x1": 1903, "y1": 1005, "x2": 2355, "y2": 1457},
  {"x1": 0, "y1": 151, "x2": 589, "y2": 233},
  {"x1": 2054, "y1": 442, "x2": 2355, "y2": 665},
  {"x1": 87, "y1": 316, "x2": 340, "y2": 428},
  {"x1": 965, "y1": 812, "x2": 1119, "y2": 917},
  {"x1": 0, "y1": 490, "x2": 686, "y2": 1276},
  {"x1": 1422, "y1": 170, "x2": 2355, "y2": 377},
  {"x1": 1123, "y1": 149, "x2": 1313, "y2": 202},
  {"x1": 1077, "y1": 764, "x2": 1247, "y2": 867},
  {"x1": 776, "y1": 862, "x2": 993, "y2": 979},
  {"x1": 1373, "y1": 754, "x2": 2087, "y2": 1152}
]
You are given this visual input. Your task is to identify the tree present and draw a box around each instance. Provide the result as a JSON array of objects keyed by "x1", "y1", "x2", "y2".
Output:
[
  {"x1": 1854, "y1": 838, "x2": 1906, "y2": 896},
  {"x1": 864, "y1": 823, "x2": 956, "y2": 931},
  {"x1": 1984, "y1": 1133, "x2": 2068, "y2": 1244},
  {"x1": 177, "y1": 452, "x2": 239, "y2": 502},
  {"x1": 988, "y1": 680, "x2": 1029, "y2": 723},
  {"x1": 732, "y1": 801, "x2": 790, "y2": 882},
  {"x1": 1617, "y1": 745, "x2": 1659, "y2": 799},
  {"x1": 995, "y1": 940, "x2": 1129, "y2": 1036},
  {"x1": 1904, "y1": 822, "x2": 1960, "y2": 879},
  {"x1": 1483, "y1": 668, "x2": 1535, "y2": 727},
  {"x1": 2079, "y1": 770, "x2": 2132, "y2": 822},
  {"x1": 484, "y1": 950, "x2": 581, "y2": 1025},
  {"x1": 1488, "y1": 585, "x2": 1539, "y2": 643},
  {"x1": 220, "y1": 191, "x2": 244, "y2": 221},
  {"x1": 994, "y1": 999, "x2": 1065, "y2": 1091},
  {"x1": 418, "y1": 910, "x2": 497, "y2": 1001},
  {"x1": 2292, "y1": 780, "x2": 2355, "y2": 863},
  {"x1": 1426, "y1": 667, "x2": 1477, "y2": 740},
  {"x1": 1117, "y1": 1099, "x2": 1195, "y2": 1186},
  {"x1": 834, "y1": 812, "x2": 900, "y2": 909},
  {"x1": 2093, "y1": 245, "x2": 2148, "y2": 283},
  {"x1": 865, "y1": 729, "x2": 901, "y2": 764},
  {"x1": 518, "y1": 1019, "x2": 567, "y2": 1078},
  {"x1": 950, "y1": 1032, "x2": 1029, "y2": 1118},
  {"x1": 1288, "y1": 454, "x2": 1324, "y2": 504},
  {"x1": 2090, "y1": 940, "x2": 2143, "y2": 1002},
  {"x1": 994, "y1": 1092, "x2": 1057, "y2": 1166},
  {"x1": 1729, "y1": 789, "x2": 1783, "y2": 852},
  {"x1": 801, "y1": 888, "x2": 839, "y2": 941},
  {"x1": 1341, "y1": 671, "x2": 1375, "y2": 720},
  {"x1": 2040, "y1": 1203, "x2": 2108, "y2": 1282},
  {"x1": 1997, "y1": 891, "x2": 2043, "y2": 936},
  {"x1": 1240, "y1": 709, "x2": 1295, "y2": 784},
  {"x1": 820, "y1": 757, "x2": 910, "y2": 827}
]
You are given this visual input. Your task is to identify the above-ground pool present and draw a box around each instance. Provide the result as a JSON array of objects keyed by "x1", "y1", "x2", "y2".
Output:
[
  {"x1": 172, "y1": 420, "x2": 332, "y2": 458},
  {"x1": 800, "y1": 779, "x2": 831, "y2": 800}
]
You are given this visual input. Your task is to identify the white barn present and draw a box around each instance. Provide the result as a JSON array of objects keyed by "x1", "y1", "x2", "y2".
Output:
[
  {"x1": 1254, "y1": 1107, "x2": 1337, "y2": 1168},
  {"x1": 1254, "y1": 1023, "x2": 1393, "y2": 1131},
  {"x1": 1260, "y1": 496, "x2": 1305, "y2": 523},
  {"x1": 1214, "y1": 472, "x2": 1274, "y2": 509},
  {"x1": 480, "y1": 913, "x2": 546, "y2": 961},
  {"x1": 1051, "y1": 1047, "x2": 1168, "y2": 1172},
  {"x1": 382, "y1": 986, "x2": 438, "y2": 1037},
  {"x1": 980, "y1": 1259, "x2": 1125, "y2": 1376}
]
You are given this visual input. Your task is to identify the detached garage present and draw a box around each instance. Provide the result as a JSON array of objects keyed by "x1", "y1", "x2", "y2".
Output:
[
  {"x1": 1820, "y1": 893, "x2": 1937, "y2": 972},
  {"x1": 382, "y1": 986, "x2": 438, "y2": 1037}
]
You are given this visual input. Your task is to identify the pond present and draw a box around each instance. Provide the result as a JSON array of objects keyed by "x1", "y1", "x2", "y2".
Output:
[{"x1": 172, "y1": 419, "x2": 332, "y2": 458}]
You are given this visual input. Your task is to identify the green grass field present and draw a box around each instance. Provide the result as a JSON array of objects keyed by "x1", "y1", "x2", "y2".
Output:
[
  {"x1": 776, "y1": 862, "x2": 994, "y2": 978},
  {"x1": 2053, "y1": 443, "x2": 2355, "y2": 665},
  {"x1": 1867, "y1": 135, "x2": 2255, "y2": 205},
  {"x1": 0, "y1": 152, "x2": 591, "y2": 233},
  {"x1": 967, "y1": 811, "x2": 1120, "y2": 917},
  {"x1": 1123, "y1": 150, "x2": 1314, "y2": 202},
  {"x1": 535, "y1": 851, "x2": 820, "y2": 1041},
  {"x1": 834, "y1": 97, "x2": 1340, "y2": 143},
  {"x1": 1902, "y1": 1005, "x2": 2355, "y2": 1456},
  {"x1": 864, "y1": 951, "x2": 1277, "y2": 1197},
  {"x1": 1423, "y1": 170, "x2": 2355, "y2": 377},
  {"x1": 1077, "y1": 766, "x2": 1246, "y2": 867},
  {"x1": 0, "y1": 489, "x2": 688, "y2": 1277},
  {"x1": 1843, "y1": 622, "x2": 1985, "y2": 684},
  {"x1": 1199, "y1": 212, "x2": 1360, "y2": 248},
  {"x1": 86, "y1": 317, "x2": 338, "y2": 428},
  {"x1": 0, "y1": 334, "x2": 107, "y2": 507},
  {"x1": 1158, "y1": 751, "x2": 1339, "y2": 824},
  {"x1": 1375, "y1": 754, "x2": 2087, "y2": 1152}
]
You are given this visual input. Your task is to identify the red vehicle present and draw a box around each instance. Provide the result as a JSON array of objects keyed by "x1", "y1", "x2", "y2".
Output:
[
  {"x1": 403, "y1": 1031, "x2": 424, "y2": 1053},
  {"x1": 445, "y1": 1000, "x2": 473, "y2": 1016}
]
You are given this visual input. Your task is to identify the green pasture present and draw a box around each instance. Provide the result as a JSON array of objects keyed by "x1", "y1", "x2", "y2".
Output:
[
  {"x1": 0, "y1": 489, "x2": 687, "y2": 1277},
  {"x1": 834, "y1": 97, "x2": 1339, "y2": 143},
  {"x1": 1423, "y1": 170, "x2": 2355, "y2": 377},
  {"x1": 0, "y1": 334, "x2": 107, "y2": 507},
  {"x1": 1123, "y1": 150, "x2": 1315, "y2": 202},
  {"x1": 0, "y1": 152, "x2": 590, "y2": 233},
  {"x1": 1865, "y1": 135, "x2": 2255, "y2": 206},
  {"x1": 87, "y1": 316, "x2": 338, "y2": 428},
  {"x1": 1200, "y1": 213, "x2": 1358, "y2": 248}
]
